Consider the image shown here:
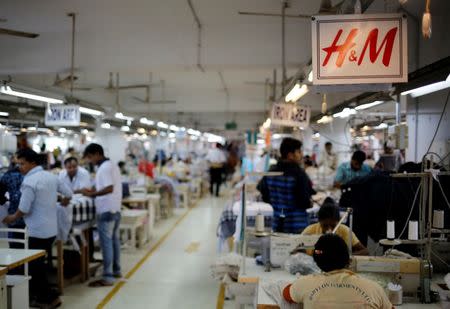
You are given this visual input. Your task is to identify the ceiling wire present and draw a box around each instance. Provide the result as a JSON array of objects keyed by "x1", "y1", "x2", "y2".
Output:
[{"x1": 187, "y1": 0, "x2": 205, "y2": 72}]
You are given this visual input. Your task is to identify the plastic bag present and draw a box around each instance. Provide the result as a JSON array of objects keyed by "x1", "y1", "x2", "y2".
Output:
[{"x1": 284, "y1": 253, "x2": 321, "y2": 275}]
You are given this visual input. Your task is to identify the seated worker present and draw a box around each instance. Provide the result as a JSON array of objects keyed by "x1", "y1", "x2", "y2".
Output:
[
  {"x1": 59, "y1": 156, "x2": 91, "y2": 194},
  {"x1": 257, "y1": 137, "x2": 315, "y2": 233},
  {"x1": 283, "y1": 234, "x2": 393, "y2": 308},
  {"x1": 334, "y1": 150, "x2": 372, "y2": 188},
  {"x1": 301, "y1": 201, "x2": 368, "y2": 255}
]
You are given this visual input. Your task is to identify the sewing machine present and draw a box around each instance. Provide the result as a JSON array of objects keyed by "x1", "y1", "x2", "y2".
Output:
[{"x1": 350, "y1": 256, "x2": 427, "y2": 300}]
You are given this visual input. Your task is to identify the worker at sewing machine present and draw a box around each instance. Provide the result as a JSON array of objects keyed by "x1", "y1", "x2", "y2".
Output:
[
  {"x1": 301, "y1": 200, "x2": 369, "y2": 255},
  {"x1": 283, "y1": 234, "x2": 393, "y2": 308}
]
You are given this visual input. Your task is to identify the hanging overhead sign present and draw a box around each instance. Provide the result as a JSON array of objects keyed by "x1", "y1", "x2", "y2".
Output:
[
  {"x1": 45, "y1": 104, "x2": 80, "y2": 126},
  {"x1": 271, "y1": 103, "x2": 310, "y2": 128},
  {"x1": 312, "y1": 13, "x2": 408, "y2": 85}
]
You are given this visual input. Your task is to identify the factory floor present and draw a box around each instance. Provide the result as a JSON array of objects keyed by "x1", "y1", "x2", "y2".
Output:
[
  {"x1": 60, "y1": 196, "x2": 225, "y2": 309},
  {"x1": 58, "y1": 195, "x2": 445, "y2": 309}
]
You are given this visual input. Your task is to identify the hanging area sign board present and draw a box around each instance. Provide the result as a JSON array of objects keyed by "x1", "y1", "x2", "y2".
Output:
[
  {"x1": 271, "y1": 103, "x2": 310, "y2": 128},
  {"x1": 45, "y1": 104, "x2": 80, "y2": 126},
  {"x1": 312, "y1": 13, "x2": 408, "y2": 85}
]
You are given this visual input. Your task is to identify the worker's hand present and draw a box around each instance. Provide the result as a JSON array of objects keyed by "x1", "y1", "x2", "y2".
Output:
[
  {"x1": 2, "y1": 214, "x2": 16, "y2": 225},
  {"x1": 60, "y1": 197, "x2": 71, "y2": 207},
  {"x1": 80, "y1": 188, "x2": 94, "y2": 197}
]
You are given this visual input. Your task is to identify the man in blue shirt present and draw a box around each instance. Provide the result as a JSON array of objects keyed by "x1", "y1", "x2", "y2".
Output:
[
  {"x1": 0, "y1": 161, "x2": 25, "y2": 248},
  {"x1": 334, "y1": 150, "x2": 372, "y2": 188},
  {"x1": 3, "y1": 148, "x2": 72, "y2": 308}
]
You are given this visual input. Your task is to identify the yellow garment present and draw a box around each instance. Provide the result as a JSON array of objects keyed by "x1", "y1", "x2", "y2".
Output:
[
  {"x1": 289, "y1": 269, "x2": 392, "y2": 309},
  {"x1": 301, "y1": 223, "x2": 360, "y2": 255}
]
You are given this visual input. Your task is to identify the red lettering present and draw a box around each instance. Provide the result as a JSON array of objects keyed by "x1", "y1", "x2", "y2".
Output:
[
  {"x1": 322, "y1": 28, "x2": 358, "y2": 67},
  {"x1": 358, "y1": 27, "x2": 398, "y2": 66}
]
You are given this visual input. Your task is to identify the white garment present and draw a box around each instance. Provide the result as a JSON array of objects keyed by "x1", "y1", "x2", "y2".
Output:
[
  {"x1": 95, "y1": 160, "x2": 122, "y2": 214},
  {"x1": 318, "y1": 150, "x2": 337, "y2": 171},
  {"x1": 58, "y1": 166, "x2": 91, "y2": 192},
  {"x1": 205, "y1": 148, "x2": 226, "y2": 164}
]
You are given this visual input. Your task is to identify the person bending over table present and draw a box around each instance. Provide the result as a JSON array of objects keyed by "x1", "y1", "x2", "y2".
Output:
[
  {"x1": 334, "y1": 150, "x2": 372, "y2": 189},
  {"x1": 301, "y1": 200, "x2": 368, "y2": 255},
  {"x1": 3, "y1": 148, "x2": 73, "y2": 309},
  {"x1": 283, "y1": 234, "x2": 393, "y2": 308},
  {"x1": 81, "y1": 143, "x2": 122, "y2": 287}
]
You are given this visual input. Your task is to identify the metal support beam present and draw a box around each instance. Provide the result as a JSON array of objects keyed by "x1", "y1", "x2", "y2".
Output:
[{"x1": 187, "y1": 0, "x2": 205, "y2": 72}]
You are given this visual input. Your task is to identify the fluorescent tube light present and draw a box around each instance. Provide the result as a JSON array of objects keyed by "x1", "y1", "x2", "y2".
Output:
[
  {"x1": 375, "y1": 123, "x2": 388, "y2": 129},
  {"x1": 157, "y1": 121, "x2": 169, "y2": 129},
  {"x1": 115, "y1": 112, "x2": 134, "y2": 121},
  {"x1": 169, "y1": 125, "x2": 179, "y2": 131},
  {"x1": 317, "y1": 115, "x2": 333, "y2": 124},
  {"x1": 0, "y1": 112, "x2": 9, "y2": 117},
  {"x1": 101, "y1": 123, "x2": 111, "y2": 129},
  {"x1": 140, "y1": 118, "x2": 155, "y2": 126},
  {"x1": 187, "y1": 128, "x2": 201, "y2": 136},
  {"x1": 0, "y1": 85, "x2": 63, "y2": 104},
  {"x1": 120, "y1": 126, "x2": 130, "y2": 132},
  {"x1": 355, "y1": 100, "x2": 384, "y2": 110},
  {"x1": 285, "y1": 83, "x2": 309, "y2": 102},
  {"x1": 333, "y1": 108, "x2": 357, "y2": 118},
  {"x1": 79, "y1": 107, "x2": 104, "y2": 116},
  {"x1": 401, "y1": 74, "x2": 450, "y2": 98}
]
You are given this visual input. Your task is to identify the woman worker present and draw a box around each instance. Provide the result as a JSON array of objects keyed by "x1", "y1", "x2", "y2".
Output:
[
  {"x1": 283, "y1": 234, "x2": 393, "y2": 308},
  {"x1": 301, "y1": 199, "x2": 369, "y2": 255}
]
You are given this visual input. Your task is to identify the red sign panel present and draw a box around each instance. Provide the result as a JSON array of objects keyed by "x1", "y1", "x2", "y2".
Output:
[{"x1": 312, "y1": 14, "x2": 408, "y2": 85}]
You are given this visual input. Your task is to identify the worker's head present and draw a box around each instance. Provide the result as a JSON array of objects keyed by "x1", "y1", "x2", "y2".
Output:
[
  {"x1": 83, "y1": 143, "x2": 105, "y2": 165},
  {"x1": 16, "y1": 148, "x2": 39, "y2": 175},
  {"x1": 64, "y1": 157, "x2": 79, "y2": 178},
  {"x1": 280, "y1": 138, "x2": 303, "y2": 163},
  {"x1": 318, "y1": 203, "x2": 340, "y2": 234},
  {"x1": 350, "y1": 150, "x2": 366, "y2": 171},
  {"x1": 325, "y1": 142, "x2": 333, "y2": 154},
  {"x1": 313, "y1": 233, "x2": 350, "y2": 272},
  {"x1": 384, "y1": 141, "x2": 394, "y2": 154}
]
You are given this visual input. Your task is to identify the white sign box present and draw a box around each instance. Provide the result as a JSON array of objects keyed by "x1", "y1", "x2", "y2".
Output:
[
  {"x1": 312, "y1": 13, "x2": 408, "y2": 84},
  {"x1": 45, "y1": 104, "x2": 80, "y2": 126},
  {"x1": 271, "y1": 103, "x2": 310, "y2": 128}
]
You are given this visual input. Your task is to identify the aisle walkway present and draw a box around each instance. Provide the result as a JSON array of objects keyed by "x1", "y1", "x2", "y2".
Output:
[{"x1": 105, "y1": 196, "x2": 223, "y2": 308}]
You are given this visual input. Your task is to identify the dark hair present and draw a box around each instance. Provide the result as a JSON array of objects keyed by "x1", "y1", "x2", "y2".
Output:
[
  {"x1": 16, "y1": 148, "x2": 39, "y2": 164},
  {"x1": 313, "y1": 234, "x2": 350, "y2": 272},
  {"x1": 318, "y1": 203, "x2": 340, "y2": 221},
  {"x1": 351, "y1": 150, "x2": 366, "y2": 164},
  {"x1": 67, "y1": 147, "x2": 75, "y2": 153},
  {"x1": 325, "y1": 142, "x2": 332, "y2": 147},
  {"x1": 83, "y1": 143, "x2": 104, "y2": 157},
  {"x1": 280, "y1": 138, "x2": 302, "y2": 159},
  {"x1": 118, "y1": 161, "x2": 126, "y2": 168},
  {"x1": 64, "y1": 156, "x2": 78, "y2": 165}
]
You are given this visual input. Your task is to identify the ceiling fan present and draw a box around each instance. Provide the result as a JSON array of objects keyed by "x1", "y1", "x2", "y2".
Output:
[
  {"x1": 238, "y1": 0, "x2": 345, "y2": 19},
  {"x1": 0, "y1": 18, "x2": 39, "y2": 38}
]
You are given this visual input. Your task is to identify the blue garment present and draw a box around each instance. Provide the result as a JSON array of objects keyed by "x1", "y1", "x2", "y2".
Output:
[
  {"x1": 335, "y1": 162, "x2": 372, "y2": 186},
  {"x1": 0, "y1": 168, "x2": 25, "y2": 228},
  {"x1": 97, "y1": 212, "x2": 121, "y2": 283},
  {"x1": 18, "y1": 166, "x2": 72, "y2": 238}
]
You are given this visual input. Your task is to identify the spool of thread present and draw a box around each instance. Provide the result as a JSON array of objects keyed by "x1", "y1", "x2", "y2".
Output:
[
  {"x1": 408, "y1": 221, "x2": 419, "y2": 240},
  {"x1": 255, "y1": 213, "x2": 265, "y2": 232},
  {"x1": 387, "y1": 283, "x2": 403, "y2": 305},
  {"x1": 387, "y1": 220, "x2": 395, "y2": 240},
  {"x1": 433, "y1": 210, "x2": 445, "y2": 229}
]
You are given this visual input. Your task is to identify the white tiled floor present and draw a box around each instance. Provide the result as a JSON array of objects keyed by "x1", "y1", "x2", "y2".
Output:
[{"x1": 60, "y1": 196, "x2": 224, "y2": 309}]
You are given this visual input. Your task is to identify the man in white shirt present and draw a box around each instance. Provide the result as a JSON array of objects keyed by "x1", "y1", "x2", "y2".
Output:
[
  {"x1": 318, "y1": 142, "x2": 337, "y2": 172},
  {"x1": 205, "y1": 143, "x2": 227, "y2": 197},
  {"x1": 81, "y1": 143, "x2": 122, "y2": 287},
  {"x1": 59, "y1": 156, "x2": 91, "y2": 194}
]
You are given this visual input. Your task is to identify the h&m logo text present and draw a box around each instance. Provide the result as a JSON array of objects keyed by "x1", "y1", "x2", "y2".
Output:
[{"x1": 322, "y1": 27, "x2": 398, "y2": 68}]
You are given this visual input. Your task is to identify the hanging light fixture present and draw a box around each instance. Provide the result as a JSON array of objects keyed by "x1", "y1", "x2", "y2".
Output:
[
  {"x1": 321, "y1": 94, "x2": 327, "y2": 114},
  {"x1": 422, "y1": 0, "x2": 432, "y2": 39}
]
